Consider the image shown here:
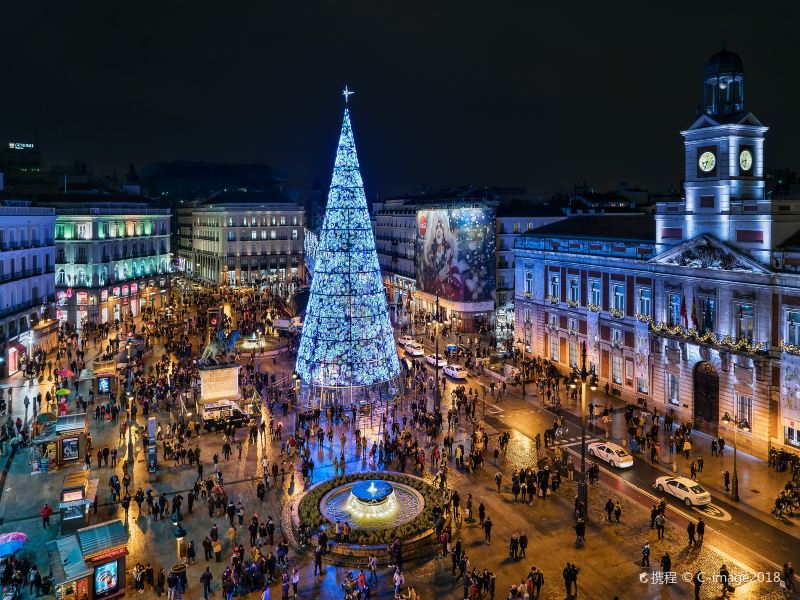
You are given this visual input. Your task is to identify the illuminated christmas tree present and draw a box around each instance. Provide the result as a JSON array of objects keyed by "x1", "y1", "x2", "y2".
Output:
[{"x1": 296, "y1": 90, "x2": 401, "y2": 389}]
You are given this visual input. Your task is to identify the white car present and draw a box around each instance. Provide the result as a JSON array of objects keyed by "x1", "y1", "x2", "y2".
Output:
[
  {"x1": 404, "y1": 342, "x2": 424, "y2": 356},
  {"x1": 426, "y1": 354, "x2": 447, "y2": 367},
  {"x1": 443, "y1": 364, "x2": 468, "y2": 379},
  {"x1": 654, "y1": 476, "x2": 712, "y2": 507},
  {"x1": 397, "y1": 335, "x2": 416, "y2": 347},
  {"x1": 587, "y1": 442, "x2": 634, "y2": 468}
]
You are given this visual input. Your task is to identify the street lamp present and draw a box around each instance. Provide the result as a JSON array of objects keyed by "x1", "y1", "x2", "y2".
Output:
[
  {"x1": 291, "y1": 371, "x2": 300, "y2": 410},
  {"x1": 517, "y1": 337, "x2": 526, "y2": 397},
  {"x1": 720, "y1": 411, "x2": 750, "y2": 502},
  {"x1": 434, "y1": 293, "x2": 441, "y2": 413},
  {"x1": 568, "y1": 341, "x2": 598, "y2": 520},
  {"x1": 173, "y1": 521, "x2": 187, "y2": 560}
]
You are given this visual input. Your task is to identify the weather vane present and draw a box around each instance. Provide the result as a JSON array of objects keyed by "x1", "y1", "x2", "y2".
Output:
[{"x1": 342, "y1": 85, "x2": 354, "y2": 104}]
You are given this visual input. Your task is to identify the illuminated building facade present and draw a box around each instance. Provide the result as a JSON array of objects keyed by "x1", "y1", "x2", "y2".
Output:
[
  {"x1": 0, "y1": 203, "x2": 57, "y2": 376},
  {"x1": 515, "y1": 50, "x2": 800, "y2": 459},
  {"x1": 39, "y1": 195, "x2": 172, "y2": 329},
  {"x1": 296, "y1": 104, "x2": 400, "y2": 389},
  {"x1": 190, "y1": 190, "x2": 305, "y2": 294}
]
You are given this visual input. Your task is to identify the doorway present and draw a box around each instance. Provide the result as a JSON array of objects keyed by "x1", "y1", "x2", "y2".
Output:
[{"x1": 693, "y1": 361, "x2": 719, "y2": 436}]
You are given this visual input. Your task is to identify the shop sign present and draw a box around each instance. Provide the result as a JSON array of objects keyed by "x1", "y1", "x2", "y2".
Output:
[
  {"x1": 130, "y1": 283, "x2": 138, "y2": 295},
  {"x1": 86, "y1": 545, "x2": 127, "y2": 563},
  {"x1": 101, "y1": 289, "x2": 108, "y2": 302},
  {"x1": 76, "y1": 292, "x2": 89, "y2": 305},
  {"x1": 112, "y1": 287, "x2": 120, "y2": 298},
  {"x1": 121, "y1": 285, "x2": 129, "y2": 296}
]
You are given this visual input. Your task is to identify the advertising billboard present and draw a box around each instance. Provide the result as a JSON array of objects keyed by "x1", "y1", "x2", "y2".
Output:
[{"x1": 415, "y1": 208, "x2": 496, "y2": 303}]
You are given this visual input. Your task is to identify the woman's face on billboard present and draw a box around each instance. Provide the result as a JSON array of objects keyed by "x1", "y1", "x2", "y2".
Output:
[{"x1": 434, "y1": 220, "x2": 444, "y2": 244}]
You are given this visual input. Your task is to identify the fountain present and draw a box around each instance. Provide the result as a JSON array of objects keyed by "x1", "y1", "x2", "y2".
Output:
[{"x1": 319, "y1": 477, "x2": 424, "y2": 530}]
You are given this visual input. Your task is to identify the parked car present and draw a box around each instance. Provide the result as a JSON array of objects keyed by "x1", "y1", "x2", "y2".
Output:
[
  {"x1": 398, "y1": 335, "x2": 416, "y2": 347},
  {"x1": 587, "y1": 442, "x2": 634, "y2": 468},
  {"x1": 654, "y1": 475, "x2": 712, "y2": 506},
  {"x1": 404, "y1": 342, "x2": 424, "y2": 356},
  {"x1": 443, "y1": 364, "x2": 468, "y2": 379},
  {"x1": 201, "y1": 400, "x2": 255, "y2": 432},
  {"x1": 426, "y1": 354, "x2": 447, "y2": 367}
]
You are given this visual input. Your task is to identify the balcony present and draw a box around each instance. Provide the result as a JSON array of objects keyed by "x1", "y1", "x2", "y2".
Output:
[
  {"x1": 0, "y1": 269, "x2": 35, "y2": 284},
  {"x1": 0, "y1": 294, "x2": 55, "y2": 319}
]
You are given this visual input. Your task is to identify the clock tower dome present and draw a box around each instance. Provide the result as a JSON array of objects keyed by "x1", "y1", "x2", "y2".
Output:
[{"x1": 655, "y1": 50, "x2": 780, "y2": 266}]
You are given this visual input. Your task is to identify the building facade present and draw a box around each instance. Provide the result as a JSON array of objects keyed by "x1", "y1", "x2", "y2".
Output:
[
  {"x1": 176, "y1": 201, "x2": 196, "y2": 276},
  {"x1": 39, "y1": 195, "x2": 172, "y2": 329},
  {"x1": 373, "y1": 190, "x2": 565, "y2": 333},
  {"x1": 191, "y1": 191, "x2": 305, "y2": 295},
  {"x1": 0, "y1": 204, "x2": 57, "y2": 376},
  {"x1": 514, "y1": 50, "x2": 800, "y2": 459}
]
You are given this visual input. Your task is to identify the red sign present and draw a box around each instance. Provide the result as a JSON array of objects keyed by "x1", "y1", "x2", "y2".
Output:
[
  {"x1": 85, "y1": 545, "x2": 127, "y2": 564},
  {"x1": 112, "y1": 287, "x2": 120, "y2": 298},
  {"x1": 76, "y1": 292, "x2": 88, "y2": 305},
  {"x1": 130, "y1": 283, "x2": 138, "y2": 295},
  {"x1": 101, "y1": 290, "x2": 108, "y2": 302},
  {"x1": 121, "y1": 285, "x2": 129, "y2": 297},
  {"x1": 417, "y1": 213, "x2": 427, "y2": 236}
]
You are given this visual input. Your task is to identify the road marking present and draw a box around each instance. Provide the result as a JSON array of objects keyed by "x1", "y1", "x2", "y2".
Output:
[{"x1": 692, "y1": 503, "x2": 732, "y2": 522}]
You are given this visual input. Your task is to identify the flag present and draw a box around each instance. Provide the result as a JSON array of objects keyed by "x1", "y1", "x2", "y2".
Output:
[
  {"x1": 679, "y1": 295, "x2": 687, "y2": 326},
  {"x1": 691, "y1": 298, "x2": 699, "y2": 329}
]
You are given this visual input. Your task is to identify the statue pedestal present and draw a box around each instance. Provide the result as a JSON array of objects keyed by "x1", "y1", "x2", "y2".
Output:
[{"x1": 199, "y1": 364, "x2": 241, "y2": 403}]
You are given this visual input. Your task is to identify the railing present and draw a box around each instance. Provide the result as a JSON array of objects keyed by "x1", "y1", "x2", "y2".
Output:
[
  {"x1": 0, "y1": 294, "x2": 55, "y2": 318},
  {"x1": 0, "y1": 269, "x2": 35, "y2": 283}
]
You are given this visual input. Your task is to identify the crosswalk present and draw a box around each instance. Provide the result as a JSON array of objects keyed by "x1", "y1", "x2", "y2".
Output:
[{"x1": 550, "y1": 434, "x2": 601, "y2": 448}]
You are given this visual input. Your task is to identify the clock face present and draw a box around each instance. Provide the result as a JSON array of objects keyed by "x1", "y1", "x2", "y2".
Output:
[
  {"x1": 739, "y1": 149, "x2": 753, "y2": 172},
  {"x1": 698, "y1": 151, "x2": 716, "y2": 173}
]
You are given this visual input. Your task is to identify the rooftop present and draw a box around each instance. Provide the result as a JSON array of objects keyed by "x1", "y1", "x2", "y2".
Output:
[
  {"x1": 521, "y1": 214, "x2": 656, "y2": 243},
  {"x1": 197, "y1": 189, "x2": 299, "y2": 208}
]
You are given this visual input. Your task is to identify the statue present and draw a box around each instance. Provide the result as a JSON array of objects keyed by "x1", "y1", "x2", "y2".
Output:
[{"x1": 200, "y1": 329, "x2": 241, "y2": 365}]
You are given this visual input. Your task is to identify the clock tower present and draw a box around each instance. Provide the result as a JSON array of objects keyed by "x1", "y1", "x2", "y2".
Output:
[{"x1": 656, "y1": 49, "x2": 780, "y2": 266}]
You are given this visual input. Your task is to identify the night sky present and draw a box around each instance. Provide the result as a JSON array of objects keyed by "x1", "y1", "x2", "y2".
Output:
[{"x1": 2, "y1": 2, "x2": 799, "y2": 197}]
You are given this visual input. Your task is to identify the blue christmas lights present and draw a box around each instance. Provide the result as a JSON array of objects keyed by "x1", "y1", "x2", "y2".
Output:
[{"x1": 296, "y1": 107, "x2": 401, "y2": 388}]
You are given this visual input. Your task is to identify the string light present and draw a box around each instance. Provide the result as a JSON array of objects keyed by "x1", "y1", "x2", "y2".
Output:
[{"x1": 295, "y1": 105, "x2": 401, "y2": 388}]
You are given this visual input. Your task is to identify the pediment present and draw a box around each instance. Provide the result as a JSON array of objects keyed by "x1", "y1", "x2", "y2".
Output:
[
  {"x1": 686, "y1": 114, "x2": 720, "y2": 130},
  {"x1": 736, "y1": 112, "x2": 764, "y2": 127},
  {"x1": 651, "y1": 234, "x2": 770, "y2": 274}
]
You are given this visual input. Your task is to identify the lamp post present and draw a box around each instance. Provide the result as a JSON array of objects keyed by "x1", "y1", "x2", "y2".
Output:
[
  {"x1": 569, "y1": 341, "x2": 598, "y2": 519},
  {"x1": 434, "y1": 293, "x2": 441, "y2": 413},
  {"x1": 173, "y1": 521, "x2": 187, "y2": 560},
  {"x1": 721, "y1": 411, "x2": 750, "y2": 502},
  {"x1": 517, "y1": 337, "x2": 526, "y2": 397}
]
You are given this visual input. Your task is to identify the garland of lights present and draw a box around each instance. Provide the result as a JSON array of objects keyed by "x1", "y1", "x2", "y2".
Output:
[
  {"x1": 295, "y1": 107, "x2": 401, "y2": 388},
  {"x1": 636, "y1": 314, "x2": 766, "y2": 354}
]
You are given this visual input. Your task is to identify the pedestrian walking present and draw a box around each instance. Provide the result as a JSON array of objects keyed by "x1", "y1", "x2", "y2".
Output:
[
  {"x1": 641, "y1": 542, "x2": 650, "y2": 568},
  {"x1": 696, "y1": 517, "x2": 705, "y2": 544},
  {"x1": 723, "y1": 470, "x2": 730, "y2": 492},
  {"x1": 655, "y1": 512, "x2": 666, "y2": 540},
  {"x1": 483, "y1": 517, "x2": 492, "y2": 543},
  {"x1": 40, "y1": 503, "x2": 52, "y2": 528}
]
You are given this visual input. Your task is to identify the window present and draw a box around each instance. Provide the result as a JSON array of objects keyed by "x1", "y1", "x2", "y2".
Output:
[
  {"x1": 736, "y1": 394, "x2": 752, "y2": 428},
  {"x1": 270, "y1": 216, "x2": 277, "y2": 226},
  {"x1": 589, "y1": 280, "x2": 601, "y2": 305},
  {"x1": 524, "y1": 272, "x2": 534, "y2": 294},
  {"x1": 251, "y1": 230, "x2": 257, "y2": 240},
  {"x1": 568, "y1": 342, "x2": 578, "y2": 367},
  {"x1": 612, "y1": 284, "x2": 625, "y2": 313},
  {"x1": 523, "y1": 307, "x2": 531, "y2": 324},
  {"x1": 637, "y1": 288, "x2": 651, "y2": 317},
  {"x1": 550, "y1": 337, "x2": 559, "y2": 361},
  {"x1": 291, "y1": 229, "x2": 298, "y2": 240},
  {"x1": 666, "y1": 293, "x2": 682, "y2": 327},
  {"x1": 261, "y1": 230, "x2": 267, "y2": 240},
  {"x1": 700, "y1": 297, "x2": 716, "y2": 333},
  {"x1": 637, "y1": 377, "x2": 649, "y2": 394},
  {"x1": 549, "y1": 313, "x2": 558, "y2": 329},
  {"x1": 513, "y1": 222, "x2": 519, "y2": 233},
  {"x1": 612, "y1": 355, "x2": 623, "y2": 384},
  {"x1": 568, "y1": 278, "x2": 579, "y2": 302},
  {"x1": 292, "y1": 216, "x2": 299, "y2": 226},
  {"x1": 280, "y1": 216, "x2": 286, "y2": 226},
  {"x1": 787, "y1": 311, "x2": 800, "y2": 346},
  {"x1": 667, "y1": 373, "x2": 680, "y2": 406},
  {"x1": 568, "y1": 318, "x2": 578, "y2": 332},
  {"x1": 270, "y1": 230, "x2": 276, "y2": 240},
  {"x1": 227, "y1": 232, "x2": 235, "y2": 241},
  {"x1": 611, "y1": 328, "x2": 623, "y2": 346},
  {"x1": 549, "y1": 274, "x2": 560, "y2": 298},
  {"x1": 737, "y1": 304, "x2": 754, "y2": 341}
]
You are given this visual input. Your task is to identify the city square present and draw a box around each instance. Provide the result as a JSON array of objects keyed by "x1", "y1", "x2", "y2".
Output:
[{"x1": 0, "y1": 3, "x2": 799, "y2": 600}]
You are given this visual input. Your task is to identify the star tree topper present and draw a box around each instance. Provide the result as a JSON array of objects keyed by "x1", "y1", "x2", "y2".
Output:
[{"x1": 342, "y1": 85, "x2": 354, "y2": 104}]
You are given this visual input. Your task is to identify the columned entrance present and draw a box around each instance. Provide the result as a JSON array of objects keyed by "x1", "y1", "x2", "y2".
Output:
[{"x1": 693, "y1": 361, "x2": 719, "y2": 436}]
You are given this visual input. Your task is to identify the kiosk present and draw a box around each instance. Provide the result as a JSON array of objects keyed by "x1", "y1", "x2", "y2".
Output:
[
  {"x1": 59, "y1": 471, "x2": 99, "y2": 534},
  {"x1": 46, "y1": 519, "x2": 128, "y2": 600}
]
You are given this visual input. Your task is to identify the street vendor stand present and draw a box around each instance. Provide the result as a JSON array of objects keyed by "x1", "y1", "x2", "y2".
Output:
[
  {"x1": 59, "y1": 471, "x2": 99, "y2": 534},
  {"x1": 30, "y1": 413, "x2": 88, "y2": 472},
  {"x1": 92, "y1": 357, "x2": 116, "y2": 403},
  {"x1": 47, "y1": 519, "x2": 128, "y2": 600}
]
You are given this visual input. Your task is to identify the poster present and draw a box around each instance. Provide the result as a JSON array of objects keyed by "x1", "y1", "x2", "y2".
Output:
[
  {"x1": 94, "y1": 560, "x2": 119, "y2": 596},
  {"x1": 415, "y1": 208, "x2": 496, "y2": 303},
  {"x1": 62, "y1": 437, "x2": 80, "y2": 461},
  {"x1": 97, "y1": 376, "x2": 111, "y2": 395}
]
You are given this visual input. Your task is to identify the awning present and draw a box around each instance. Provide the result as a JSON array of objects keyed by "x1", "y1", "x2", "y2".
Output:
[
  {"x1": 8, "y1": 341, "x2": 26, "y2": 354},
  {"x1": 77, "y1": 519, "x2": 128, "y2": 558}
]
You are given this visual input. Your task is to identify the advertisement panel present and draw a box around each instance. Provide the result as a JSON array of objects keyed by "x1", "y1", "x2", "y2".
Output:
[
  {"x1": 94, "y1": 560, "x2": 119, "y2": 596},
  {"x1": 415, "y1": 208, "x2": 496, "y2": 303}
]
